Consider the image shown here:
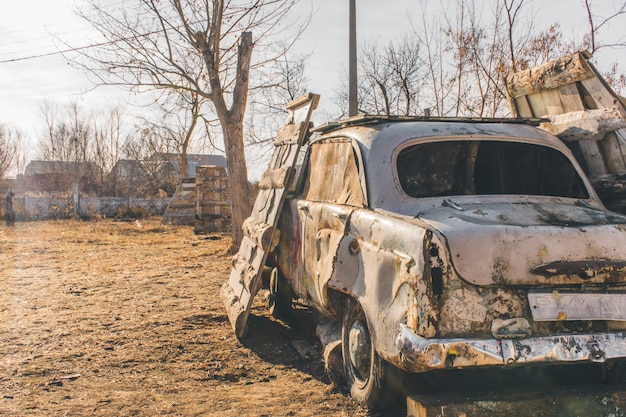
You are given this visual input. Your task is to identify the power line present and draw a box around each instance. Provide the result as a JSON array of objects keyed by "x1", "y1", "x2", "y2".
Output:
[
  {"x1": 0, "y1": 19, "x2": 180, "y2": 65},
  {"x1": 0, "y1": 1, "x2": 146, "y2": 63},
  {"x1": 0, "y1": 39, "x2": 116, "y2": 64}
]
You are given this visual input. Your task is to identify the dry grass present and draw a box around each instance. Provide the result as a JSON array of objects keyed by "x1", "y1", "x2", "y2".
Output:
[{"x1": 0, "y1": 219, "x2": 372, "y2": 417}]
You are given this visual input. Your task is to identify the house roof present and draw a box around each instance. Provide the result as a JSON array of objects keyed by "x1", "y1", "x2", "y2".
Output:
[
  {"x1": 156, "y1": 153, "x2": 227, "y2": 168},
  {"x1": 152, "y1": 153, "x2": 228, "y2": 177},
  {"x1": 24, "y1": 160, "x2": 100, "y2": 176}
]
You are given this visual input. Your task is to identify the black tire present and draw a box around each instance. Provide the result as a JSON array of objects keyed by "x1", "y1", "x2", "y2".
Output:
[
  {"x1": 268, "y1": 268, "x2": 293, "y2": 319},
  {"x1": 342, "y1": 297, "x2": 400, "y2": 409}
]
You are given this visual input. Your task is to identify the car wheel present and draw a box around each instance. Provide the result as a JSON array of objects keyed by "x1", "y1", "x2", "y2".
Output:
[
  {"x1": 342, "y1": 297, "x2": 398, "y2": 409},
  {"x1": 268, "y1": 268, "x2": 293, "y2": 319}
]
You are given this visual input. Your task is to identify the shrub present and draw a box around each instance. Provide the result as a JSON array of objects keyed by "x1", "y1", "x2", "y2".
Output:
[{"x1": 115, "y1": 206, "x2": 151, "y2": 220}]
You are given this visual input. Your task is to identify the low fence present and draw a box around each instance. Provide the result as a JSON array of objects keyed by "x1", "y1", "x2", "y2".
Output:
[{"x1": 9, "y1": 195, "x2": 170, "y2": 220}]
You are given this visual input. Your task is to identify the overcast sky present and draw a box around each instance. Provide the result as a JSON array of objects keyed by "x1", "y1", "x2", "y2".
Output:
[{"x1": 1, "y1": 0, "x2": 624, "y2": 171}]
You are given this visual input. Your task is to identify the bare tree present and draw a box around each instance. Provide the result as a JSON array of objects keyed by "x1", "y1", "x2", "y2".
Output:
[
  {"x1": 583, "y1": 0, "x2": 626, "y2": 54},
  {"x1": 581, "y1": 0, "x2": 626, "y2": 94},
  {"x1": 415, "y1": 1, "x2": 455, "y2": 117},
  {"x1": 93, "y1": 106, "x2": 126, "y2": 195},
  {"x1": 0, "y1": 124, "x2": 18, "y2": 178},
  {"x1": 72, "y1": 0, "x2": 307, "y2": 248},
  {"x1": 361, "y1": 37, "x2": 424, "y2": 116},
  {"x1": 38, "y1": 101, "x2": 92, "y2": 164},
  {"x1": 134, "y1": 90, "x2": 208, "y2": 183},
  {"x1": 241, "y1": 50, "x2": 310, "y2": 179},
  {"x1": 246, "y1": 50, "x2": 311, "y2": 144},
  {"x1": 443, "y1": 0, "x2": 515, "y2": 117},
  {"x1": 12, "y1": 127, "x2": 30, "y2": 177},
  {"x1": 123, "y1": 122, "x2": 180, "y2": 197},
  {"x1": 38, "y1": 101, "x2": 140, "y2": 195},
  {"x1": 360, "y1": 0, "x2": 613, "y2": 118}
]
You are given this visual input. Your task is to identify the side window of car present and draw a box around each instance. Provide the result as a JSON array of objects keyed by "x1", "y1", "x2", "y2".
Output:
[{"x1": 299, "y1": 139, "x2": 365, "y2": 206}]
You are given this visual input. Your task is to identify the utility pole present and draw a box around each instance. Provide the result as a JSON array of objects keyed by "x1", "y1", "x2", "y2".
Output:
[{"x1": 348, "y1": 0, "x2": 357, "y2": 117}]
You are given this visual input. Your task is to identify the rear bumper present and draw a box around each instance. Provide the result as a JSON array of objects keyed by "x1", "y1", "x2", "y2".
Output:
[{"x1": 396, "y1": 324, "x2": 626, "y2": 373}]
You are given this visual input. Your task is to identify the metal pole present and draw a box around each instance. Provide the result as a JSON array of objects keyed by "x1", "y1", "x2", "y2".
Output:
[{"x1": 348, "y1": 0, "x2": 357, "y2": 117}]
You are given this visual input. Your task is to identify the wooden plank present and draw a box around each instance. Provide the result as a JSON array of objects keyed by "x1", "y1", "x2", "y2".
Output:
[
  {"x1": 525, "y1": 92, "x2": 549, "y2": 118},
  {"x1": 580, "y1": 77, "x2": 623, "y2": 109},
  {"x1": 578, "y1": 139, "x2": 608, "y2": 177},
  {"x1": 557, "y1": 83, "x2": 585, "y2": 113},
  {"x1": 274, "y1": 122, "x2": 306, "y2": 146},
  {"x1": 241, "y1": 217, "x2": 277, "y2": 252},
  {"x1": 408, "y1": 387, "x2": 626, "y2": 417},
  {"x1": 221, "y1": 93, "x2": 320, "y2": 338},
  {"x1": 539, "y1": 88, "x2": 566, "y2": 115},
  {"x1": 513, "y1": 96, "x2": 533, "y2": 118},
  {"x1": 599, "y1": 130, "x2": 626, "y2": 175},
  {"x1": 546, "y1": 107, "x2": 626, "y2": 142},
  {"x1": 507, "y1": 51, "x2": 594, "y2": 98},
  {"x1": 258, "y1": 166, "x2": 291, "y2": 190}
]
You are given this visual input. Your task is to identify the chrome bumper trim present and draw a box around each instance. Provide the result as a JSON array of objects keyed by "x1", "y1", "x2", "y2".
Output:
[{"x1": 396, "y1": 324, "x2": 626, "y2": 372}]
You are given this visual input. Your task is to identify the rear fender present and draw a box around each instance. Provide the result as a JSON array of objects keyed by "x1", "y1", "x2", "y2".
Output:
[{"x1": 327, "y1": 213, "x2": 429, "y2": 360}]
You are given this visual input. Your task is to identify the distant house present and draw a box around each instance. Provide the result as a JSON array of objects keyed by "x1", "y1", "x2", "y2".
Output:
[
  {"x1": 20, "y1": 160, "x2": 102, "y2": 195},
  {"x1": 155, "y1": 153, "x2": 228, "y2": 178},
  {"x1": 109, "y1": 159, "x2": 142, "y2": 180},
  {"x1": 16, "y1": 154, "x2": 227, "y2": 197},
  {"x1": 107, "y1": 159, "x2": 146, "y2": 197},
  {"x1": 107, "y1": 153, "x2": 227, "y2": 197}
]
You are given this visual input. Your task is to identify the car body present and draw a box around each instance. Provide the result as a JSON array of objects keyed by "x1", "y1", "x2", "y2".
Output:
[{"x1": 267, "y1": 116, "x2": 626, "y2": 407}]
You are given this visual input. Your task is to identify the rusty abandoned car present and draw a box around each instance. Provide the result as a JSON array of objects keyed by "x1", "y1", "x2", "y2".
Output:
[{"x1": 221, "y1": 94, "x2": 626, "y2": 409}]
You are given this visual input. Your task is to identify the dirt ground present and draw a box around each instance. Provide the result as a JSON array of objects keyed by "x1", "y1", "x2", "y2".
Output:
[{"x1": 0, "y1": 219, "x2": 379, "y2": 417}]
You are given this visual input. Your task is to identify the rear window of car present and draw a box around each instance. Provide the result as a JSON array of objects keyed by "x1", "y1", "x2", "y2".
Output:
[{"x1": 396, "y1": 140, "x2": 589, "y2": 199}]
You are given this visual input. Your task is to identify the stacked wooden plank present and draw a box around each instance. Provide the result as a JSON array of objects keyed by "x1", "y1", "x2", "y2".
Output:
[
  {"x1": 161, "y1": 178, "x2": 197, "y2": 225},
  {"x1": 194, "y1": 165, "x2": 232, "y2": 234},
  {"x1": 507, "y1": 51, "x2": 626, "y2": 213}
]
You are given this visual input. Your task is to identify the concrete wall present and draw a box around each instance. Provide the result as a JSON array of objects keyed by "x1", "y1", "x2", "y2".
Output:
[{"x1": 11, "y1": 195, "x2": 169, "y2": 220}]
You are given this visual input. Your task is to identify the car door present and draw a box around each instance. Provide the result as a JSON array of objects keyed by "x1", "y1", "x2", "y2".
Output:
[{"x1": 293, "y1": 138, "x2": 367, "y2": 312}]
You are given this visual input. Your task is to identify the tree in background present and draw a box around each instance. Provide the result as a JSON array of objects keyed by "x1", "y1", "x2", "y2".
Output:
[
  {"x1": 412, "y1": 0, "x2": 577, "y2": 117},
  {"x1": 581, "y1": 0, "x2": 626, "y2": 93},
  {"x1": 72, "y1": 0, "x2": 308, "y2": 248},
  {"x1": 92, "y1": 106, "x2": 126, "y2": 195},
  {"x1": 38, "y1": 101, "x2": 100, "y2": 194},
  {"x1": 144, "y1": 90, "x2": 206, "y2": 182},
  {"x1": 0, "y1": 124, "x2": 18, "y2": 179},
  {"x1": 582, "y1": 0, "x2": 626, "y2": 55},
  {"x1": 35, "y1": 99, "x2": 220, "y2": 198},
  {"x1": 122, "y1": 122, "x2": 180, "y2": 197},
  {"x1": 39, "y1": 101, "x2": 92, "y2": 163},
  {"x1": 346, "y1": 0, "x2": 626, "y2": 118},
  {"x1": 243, "y1": 50, "x2": 311, "y2": 175},
  {"x1": 37, "y1": 101, "x2": 135, "y2": 196}
]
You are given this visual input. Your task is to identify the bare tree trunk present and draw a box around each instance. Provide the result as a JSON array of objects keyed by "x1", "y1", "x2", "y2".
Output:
[
  {"x1": 210, "y1": 31, "x2": 255, "y2": 249},
  {"x1": 223, "y1": 123, "x2": 253, "y2": 249}
]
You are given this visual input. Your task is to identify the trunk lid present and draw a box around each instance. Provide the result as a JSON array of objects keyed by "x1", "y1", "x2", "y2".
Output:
[{"x1": 417, "y1": 201, "x2": 626, "y2": 286}]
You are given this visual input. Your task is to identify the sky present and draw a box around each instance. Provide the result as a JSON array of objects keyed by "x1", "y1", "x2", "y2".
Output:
[{"x1": 0, "y1": 0, "x2": 624, "y2": 178}]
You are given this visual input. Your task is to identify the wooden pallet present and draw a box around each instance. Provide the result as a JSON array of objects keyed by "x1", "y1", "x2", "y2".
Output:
[{"x1": 220, "y1": 93, "x2": 320, "y2": 338}]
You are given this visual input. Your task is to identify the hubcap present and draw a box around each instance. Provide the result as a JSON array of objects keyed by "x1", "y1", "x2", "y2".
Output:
[{"x1": 348, "y1": 318, "x2": 371, "y2": 380}]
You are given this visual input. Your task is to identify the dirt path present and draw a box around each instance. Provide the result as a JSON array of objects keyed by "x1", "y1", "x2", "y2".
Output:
[{"x1": 0, "y1": 219, "x2": 375, "y2": 417}]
